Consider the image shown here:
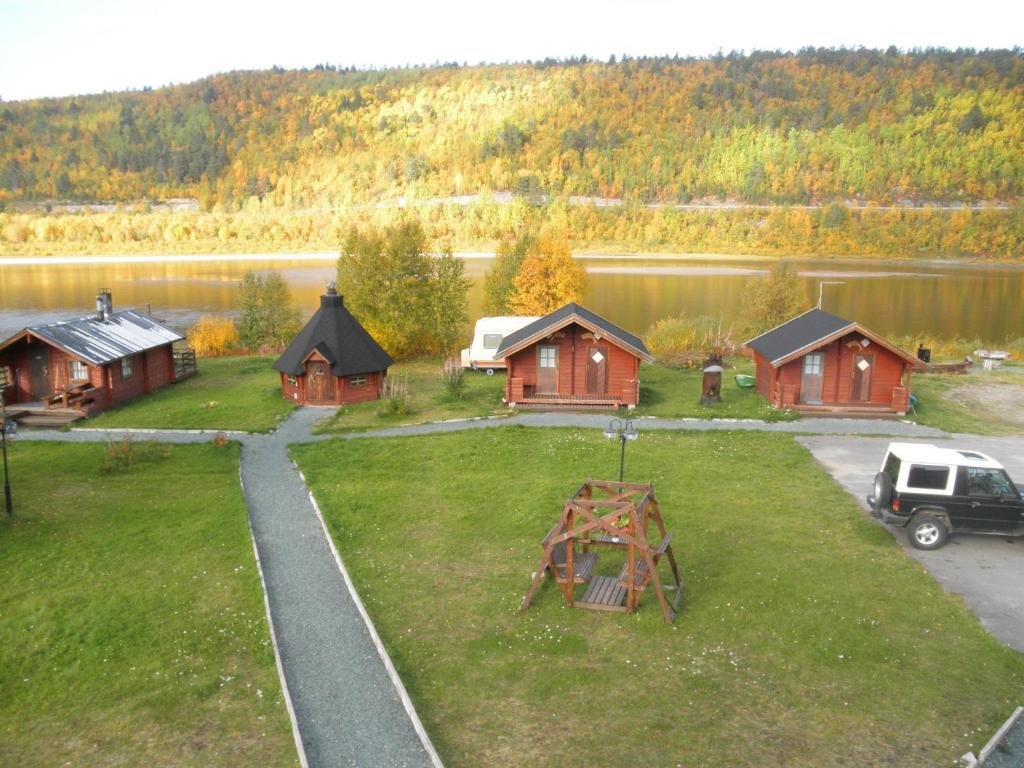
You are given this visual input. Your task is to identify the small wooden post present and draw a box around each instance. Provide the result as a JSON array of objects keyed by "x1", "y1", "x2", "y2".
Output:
[{"x1": 700, "y1": 355, "x2": 724, "y2": 405}]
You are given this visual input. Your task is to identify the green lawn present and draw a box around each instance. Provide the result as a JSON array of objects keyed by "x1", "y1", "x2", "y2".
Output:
[
  {"x1": 634, "y1": 358, "x2": 799, "y2": 421},
  {"x1": 87, "y1": 356, "x2": 296, "y2": 432},
  {"x1": 313, "y1": 359, "x2": 509, "y2": 434},
  {"x1": 0, "y1": 441, "x2": 297, "y2": 767},
  {"x1": 293, "y1": 428, "x2": 1024, "y2": 767},
  {"x1": 910, "y1": 366, "x2": 1023, "y2": 435}
]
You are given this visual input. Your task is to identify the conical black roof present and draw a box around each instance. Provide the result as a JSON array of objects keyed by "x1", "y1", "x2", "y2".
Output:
[{"x1": 273, "y1": 288, "x2": 393, "y2": 377}]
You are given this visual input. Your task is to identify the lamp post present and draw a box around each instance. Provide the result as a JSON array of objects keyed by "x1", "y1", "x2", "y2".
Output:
[
  {"x1": 603, "y1": 417, "x2": 638, "y2": 483},
  {"x1": 1, "y1": 387, "x2": 13, "y2": 515}
]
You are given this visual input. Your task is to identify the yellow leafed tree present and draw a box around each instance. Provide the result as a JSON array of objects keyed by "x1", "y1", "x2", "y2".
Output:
[
  {"x1": 507, "y1": 230, "x2": 585, "y2": 315},
  {"x1": 187, "y1": 315, "x2": 239, "y2": 357}
]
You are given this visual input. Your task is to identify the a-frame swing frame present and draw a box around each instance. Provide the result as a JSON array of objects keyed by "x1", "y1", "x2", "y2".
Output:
[{"x1": 520, "y1": 479, "x2": 683, "y2": 623}]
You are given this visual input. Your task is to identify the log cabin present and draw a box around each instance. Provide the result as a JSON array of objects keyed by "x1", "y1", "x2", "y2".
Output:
[
  {"x1": 273, "y1": 284, "x2": 393, "y2": 406},
  {"x1": 744, "y1": 308, "x2": 924, "y2": 415},
  {"x1": 496, "y1": 303, "x2": 653, "y2": 409},
  {"x1": 0, "y1": 291, "x2": 196, "y2": 421}
]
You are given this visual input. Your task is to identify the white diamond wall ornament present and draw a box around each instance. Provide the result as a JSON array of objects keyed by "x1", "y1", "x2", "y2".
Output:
[
  {"x1": 857, "y1": 359, "x2": 870, "y2": 371},
  {"x1": 592, "y1": 351, "x2": 605, "y2": 363}
]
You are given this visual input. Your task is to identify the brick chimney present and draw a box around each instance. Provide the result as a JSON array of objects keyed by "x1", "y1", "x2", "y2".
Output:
[{"x1": 96, "y1": 290, "x2": 113, "y2": 321}]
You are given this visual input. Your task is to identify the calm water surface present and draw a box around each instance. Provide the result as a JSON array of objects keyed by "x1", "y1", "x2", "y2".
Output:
[{"x1": 1, "y1": 254, "x2": 1021, "y2": 342}]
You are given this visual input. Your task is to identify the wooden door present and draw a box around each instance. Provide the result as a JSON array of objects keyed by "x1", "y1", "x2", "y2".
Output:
[
  {"x1": 799, "y1": 352, "x2": 824, "y2": 404},
  {"x1": 851, "y1": 354, "x2": 874, "y2": 401},
  {"x1": 306, "y1": 361, "x2": 332, "y2": 403},
  {"x1": 587, "y1": 346, "x2": 608, "y2": 395},
  {"x1": 537, "y1": 345, "x2": 558, "y2": 394},
  {"x1": 29, "y1": 349, "x2": 50, "y2": 399}
]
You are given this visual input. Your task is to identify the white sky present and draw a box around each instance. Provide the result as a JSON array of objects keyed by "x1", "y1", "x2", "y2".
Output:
[{"x1": 1, "y1": 0, "x2": 1021, "y2": 102}]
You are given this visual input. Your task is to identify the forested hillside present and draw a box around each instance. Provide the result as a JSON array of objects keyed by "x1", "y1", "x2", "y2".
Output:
[{"x1": 2, "y1": 49, "x2": 1023, "y2": 257}]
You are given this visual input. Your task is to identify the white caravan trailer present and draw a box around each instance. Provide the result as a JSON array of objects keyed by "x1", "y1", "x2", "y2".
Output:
[{"x1": 460, "y1": 316, "x2": 539, "y2": 374}]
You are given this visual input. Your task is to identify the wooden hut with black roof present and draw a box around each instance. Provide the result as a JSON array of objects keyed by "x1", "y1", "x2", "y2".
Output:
[
  {"x1": 744, "y1": 308, "x2": 924, "y2": 415},
  {"x1": 273, "y1": 283, "x2": 393, "y2": 406},
  {"x1": 496, "y1": 302, "x2": 653, "y2": 409}
]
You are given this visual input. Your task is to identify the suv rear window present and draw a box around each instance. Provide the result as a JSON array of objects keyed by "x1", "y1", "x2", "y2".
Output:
[{"x1": 907, "y1": 465, "x2": 950, "y2": 490}]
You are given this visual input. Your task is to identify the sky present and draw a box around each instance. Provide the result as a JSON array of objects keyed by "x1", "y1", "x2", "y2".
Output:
[{"x1": 1, "y1": 0, "x2": 1021, "y2": 102}]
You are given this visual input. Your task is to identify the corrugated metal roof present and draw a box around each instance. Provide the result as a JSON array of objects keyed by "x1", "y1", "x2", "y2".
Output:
[{"x1": 26, "y1": 309, "x2": 183, "y2": 365}]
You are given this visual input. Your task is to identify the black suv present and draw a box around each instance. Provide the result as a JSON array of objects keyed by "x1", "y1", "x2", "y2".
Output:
[{"x1": 868, "y1": 442, "x2": 1024, "y2": 550}]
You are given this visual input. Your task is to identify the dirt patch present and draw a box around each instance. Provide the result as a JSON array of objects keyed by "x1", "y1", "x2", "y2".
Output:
[{"x1": 951, "y1": 381, "x2": 1024, "y2": 429}]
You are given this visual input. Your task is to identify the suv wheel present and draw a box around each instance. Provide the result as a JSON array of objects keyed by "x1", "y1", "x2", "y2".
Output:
[
  {"x1": 907, "y1": 514, "x2": 949, "y2": 550},
  {"x1": 871, "y1": 472, "x2": 893, "y2": 518}
]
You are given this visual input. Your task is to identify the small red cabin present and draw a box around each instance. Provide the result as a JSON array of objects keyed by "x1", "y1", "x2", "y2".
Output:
[
  {"x1": 0, "y1": 291, "x2": 195, "y2": 419},
  {"x1": 273, "y1": 284, "x2": 393, "y2": 406},
  {"x1": 496, "y1": 303, "x2": 653, "y2": 409},
  {"x1": 745, "y1": 308, "x2": 924, "y2": 414}
]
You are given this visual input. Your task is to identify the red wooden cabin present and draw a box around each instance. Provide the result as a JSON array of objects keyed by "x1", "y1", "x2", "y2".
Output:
[
  {"x1": 273, "y1": 284, "x2": 393, "y2": 406},
  {"x1": 0, "y1": 291, "x2": 195, "y2": 420},
  {"x1": 496, "y1": 303, "x2": 653, "y2": 409},
  {"x1": 745, "y1": 308, "x2": 924, "y2": 415}
]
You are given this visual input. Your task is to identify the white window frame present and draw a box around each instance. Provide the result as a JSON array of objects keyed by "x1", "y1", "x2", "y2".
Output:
[
  {"x1": 121, "y1": 356, "x2": 134, "y2": 379},
  {"x1": 287, "y1": 375, "x2": 298, "y2": 387},
  {"x1": 348, "y1": 375, "x2": 368, "y2": 388},
  {"x1": 68, "y1": 360, "x2": 89, "y2": 381}
]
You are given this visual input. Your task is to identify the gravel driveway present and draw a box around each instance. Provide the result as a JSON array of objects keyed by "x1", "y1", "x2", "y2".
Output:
[{"x1": 798, "y1": 434, "x2": 1024, "y2": 653}]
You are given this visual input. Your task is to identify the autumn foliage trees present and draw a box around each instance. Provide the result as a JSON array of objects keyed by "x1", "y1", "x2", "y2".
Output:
[
  {"x1": 2, "y1": 49, "x2": 1023, "y2": 258},
  {"x1": 482, "y1": 228, "x2": 586, "y2": 315}
]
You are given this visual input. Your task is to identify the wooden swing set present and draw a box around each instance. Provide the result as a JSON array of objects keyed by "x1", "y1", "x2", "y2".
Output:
[{"x1": 520, "y1": 479, "x2": 684, "y2": 623}]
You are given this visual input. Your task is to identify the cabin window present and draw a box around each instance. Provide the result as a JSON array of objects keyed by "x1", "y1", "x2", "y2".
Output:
[
  {"x1": 121, "y1": 357, "x2": 134, "y2": 379},
  {"x1": 348, "y1": 375, "x2": 368, "y2": 388},
  {"x1": 287, "y1": 375, "x2": 298, "y2": 387},
  {"x1": 68, "y1": 360, "x2": 89, "y2": 381},
  {"x1": 539, "y1": 346, "x2": 557, "y2": 368},
  {"x1": 482, "y1": 333, "x2": 503, "y2": 350},
  {"x1": 907, "y1": 465, "x2": 950, "y2": 491}
]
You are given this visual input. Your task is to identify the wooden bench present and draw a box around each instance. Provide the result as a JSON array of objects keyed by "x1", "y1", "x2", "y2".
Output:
[
  {"x1": 542, "y1": 523, "x2": 599, "y2": 584},
  {"x1": 617, "y1": 533, "x2": 674, "y2": 591}
]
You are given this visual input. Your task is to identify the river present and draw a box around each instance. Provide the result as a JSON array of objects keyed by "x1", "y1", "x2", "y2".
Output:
[{"x1": 1, "y1": 253, "x2": 1021, "y2": 343}]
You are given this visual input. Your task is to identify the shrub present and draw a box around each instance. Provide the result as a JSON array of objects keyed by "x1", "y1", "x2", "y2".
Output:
[
  {"x1": 644, "y1": 315, "x2": 741, "y2": 369},
  {"x1": 187, "y1": 315, "x2": 239, "y2": 357},
  {"x1": 100, "y1": 437, "x2": 170, "y2": 474},
  {"x1": 441, "y1": 360, "x2": 466, "y2": 400},
  {"x1": 379, "y1": 375, "x2": 411, "y2": 415}
]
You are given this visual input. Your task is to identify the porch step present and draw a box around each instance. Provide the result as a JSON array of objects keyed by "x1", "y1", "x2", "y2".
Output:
[
  {"x1": 11, "y1": 410, "x2": 85, "y2": 429},
  {"x1": 518, "y1": 401, "x2": 621, "y2": 411}
]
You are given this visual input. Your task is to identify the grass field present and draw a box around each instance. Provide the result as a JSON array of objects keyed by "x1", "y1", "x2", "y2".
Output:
[
  {"x1": 0, "y1": 441, "x2": 297, "y2": 767},
  {"x1": 910, "y1": 366, "x2": 1023, "y2": 435},
  {"x1": 87, "y1": 356, "x2": 295, "y2": 432},
  {"x1": 294, "y1": 428, "x2": 1024, "y2": 767}
]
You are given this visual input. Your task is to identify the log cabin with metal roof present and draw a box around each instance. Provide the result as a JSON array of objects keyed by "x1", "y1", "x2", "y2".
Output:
[
  {"x1": 273, "y1": 283, "x2": 393, "y2": 406},
  {"x1": 495, "y1": 303, "x2": 654, "y2": 410},
  {"x1": 0, "y1": 291, "x2": 196, "y2": 426},
  {"x1": 744, "y1": 308, "x2": 925, "y2": 415}
]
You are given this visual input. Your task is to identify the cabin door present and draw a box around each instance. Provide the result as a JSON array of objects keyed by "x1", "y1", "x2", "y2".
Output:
[
  {"x1": 799, "y1": 352, "x2": 824, "y2": 404},
  {"x1": 28, "y1": 349, "x2": 50, "y2": 399},
  {"x1": 851, "y1": 354, "x2": 874, "y2": 401},
  {"x1": 306, "y1": 361, "x2": 333, "y2": 403},
  {"x1": 587, "y1": 346, "x2": 608, "y2": 395},
  {"x1": 537, "y1": 345, "x2": 558, "y2": 394}
]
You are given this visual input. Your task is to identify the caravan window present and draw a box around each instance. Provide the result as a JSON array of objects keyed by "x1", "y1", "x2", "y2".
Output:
[{"x1": 482, "y1": 333, "x2": 503, "y2": 350}]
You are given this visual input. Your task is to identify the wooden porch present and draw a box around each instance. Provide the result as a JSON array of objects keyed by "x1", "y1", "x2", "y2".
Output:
[{"x1": 174, "y1": 348, "x2": 198, "y2": 380}]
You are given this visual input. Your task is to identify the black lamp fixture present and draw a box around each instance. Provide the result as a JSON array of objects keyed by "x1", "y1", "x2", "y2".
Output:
[{"x1": 603, "y1": 417, "x2": 638, "y2": 483}]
